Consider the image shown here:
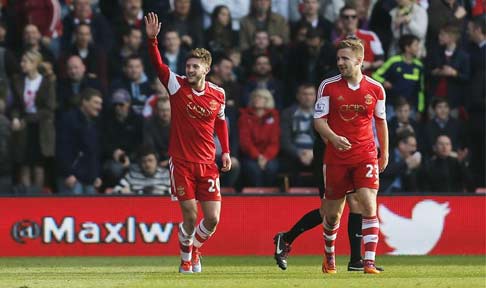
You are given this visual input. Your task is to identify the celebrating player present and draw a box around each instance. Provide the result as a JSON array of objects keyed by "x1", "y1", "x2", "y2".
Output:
[
  {"x1": 145, "y1": 12, "x2": 231, "y2": 274},
  {"x1": 314, "y1": 38, "x2": 389, "y2": 274}
]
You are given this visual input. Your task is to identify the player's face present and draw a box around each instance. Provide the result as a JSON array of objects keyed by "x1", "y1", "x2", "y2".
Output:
[
  {"x1": 337, "y1": 48, "x2": 362, "y2": 78},
  {"x1": 186, "y1": 58, "x2": 209, "y2": 84},
  {"x1": 141, "y1": 154, "x2": 158, "y2": 176},
  {"x1": 435, "y1": 136, "x2": 452, "y2": 158}
]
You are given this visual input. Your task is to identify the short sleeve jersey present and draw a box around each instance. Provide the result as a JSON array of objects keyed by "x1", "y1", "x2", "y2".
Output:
[
  {"x1": 148, "y1": 39, "x2": 225, "y2": 164},
  {"x1": 314, "y1": 74, "x2": 386, "y2": 165}
]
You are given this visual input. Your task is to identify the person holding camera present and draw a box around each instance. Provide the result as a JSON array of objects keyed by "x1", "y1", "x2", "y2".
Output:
[{"x1": 111, "y1": 145, "x2": 170, "y2": 195}]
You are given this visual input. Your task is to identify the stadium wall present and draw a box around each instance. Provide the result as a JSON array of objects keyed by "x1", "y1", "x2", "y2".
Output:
[{"x1": 1, "y1": 195, "x2": 484, "y2": 256}]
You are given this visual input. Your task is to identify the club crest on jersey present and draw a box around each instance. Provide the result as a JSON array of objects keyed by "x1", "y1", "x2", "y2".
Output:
[
  {"x1": 186, "y1": 101, "x2": 212, "y2": 119},
  {"x1": 209, "y1": 100, "x2": 219, "y2": 111},
  {"x1": 364, "y1": 94, "x2": 373, "y2": 105},
  {"x1": 177, "y1": 186, "x2": 185, "y2": 196}
]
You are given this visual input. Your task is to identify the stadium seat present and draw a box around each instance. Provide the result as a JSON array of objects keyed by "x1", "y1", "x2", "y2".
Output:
[
  {"x1": 287, "y1": 187, "x2": 319, "y2": 194},
  {"x1": 241, "y1": 187, "x2": 280, "y2": 194},
  {"x1": 475, "y1": 187, "x2": 486, "y2": 194},
  {"x1": 220, "y1": 187, "x2": 236, "y2": 194}
]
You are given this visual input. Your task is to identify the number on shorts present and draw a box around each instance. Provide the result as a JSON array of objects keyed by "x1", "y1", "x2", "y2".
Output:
[
  {"x1": 365, "y1": 164, "x2": 379, "y2": 178},
  {"x1": 208, "y1": 178, "x2": 220, "y2": 192}
]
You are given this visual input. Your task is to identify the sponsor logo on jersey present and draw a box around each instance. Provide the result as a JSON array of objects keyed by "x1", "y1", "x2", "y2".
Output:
[
  {"x1": 338, "y1": 104, "x2": 366, "y2": 121},
  {"x1": 186, "y1": 102, "x2": 212, "y2": 119}
]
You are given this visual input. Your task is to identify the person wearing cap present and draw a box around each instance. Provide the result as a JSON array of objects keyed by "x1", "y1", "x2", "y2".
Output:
[{"x1": 101, "y1": 88, "x2": 144, "y2": 189}]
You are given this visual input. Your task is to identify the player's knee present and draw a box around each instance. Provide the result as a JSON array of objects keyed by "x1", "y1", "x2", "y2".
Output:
[
  {"x1": 326, "y1": 214, "x2": 340, "y2": 225},
  {"x1": 203, "y1": 216, "x2": 219, "y2": 231}
]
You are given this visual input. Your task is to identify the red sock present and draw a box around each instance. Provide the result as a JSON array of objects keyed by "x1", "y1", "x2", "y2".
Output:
[
  {"x1": 323, "y1": 217, "x2": 340, "y2": 258},
  {"x1": 362, "y1": 216, "x2": 379, "y2": 264},
  {"x1": 178, "y1": 223, "x2": 194, "y2": 262},
  {"x1": 193, "y1": 219, "x2": 215, "y2": 248}
]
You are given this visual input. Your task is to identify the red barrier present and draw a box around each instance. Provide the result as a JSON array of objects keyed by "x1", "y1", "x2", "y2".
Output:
[{"x1": 1, "y1": 195, "x2": 484, "y2": 256}]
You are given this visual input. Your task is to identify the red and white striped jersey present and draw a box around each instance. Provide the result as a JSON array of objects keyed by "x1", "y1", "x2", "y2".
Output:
[
  {"x1": 148, "y1": 39, "x2": 225, "y2": 164},
  {"x1": 314, "y1": 74, "x2": 386, "y2": 165}
]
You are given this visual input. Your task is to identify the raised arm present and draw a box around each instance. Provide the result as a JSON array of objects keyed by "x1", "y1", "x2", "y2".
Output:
[{"x1": 145, "y1": 12, "x2": 177, "y2": 92}]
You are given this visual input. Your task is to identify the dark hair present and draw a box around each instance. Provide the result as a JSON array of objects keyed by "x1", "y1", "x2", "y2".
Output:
[
  {"x1": 252, "y1": 53, "x2": 270, "y2": 66},
  {"x1": 212, "y1": 54, "x2": 232, "y2": 67},
  {"x1": 137, "y1": 144, "x2": 158, "y2": 161},
  {"x1": 393, "y1": 96, "x2": 410, "y2": 109},
  {"x1": 431, "y1": 97, "x2": 449, "y2": 109},
  {"x1": 471, "y1": 16, "x2": 486, "y2": 34},
  {"x1": 211, "y1": 5, "x2": 233, "y2": 27},
  {"x1": 122, "y1": 26, "x2": 142, "y2": 37},
  {"x1": 339, "y1": 3, "x2": 357, "y2": 16},
  {"x1": 306, "y1": 28, "x2": 322, "y2": 40},
  {"x1": 80, "y1": 88, "x2": 102, "y2": 102},
  {"x1": 396, "y1": 129, "x2": 415, "y2": 145},
  {"x1": 440, "y1": 22, "x2": 461, "y2": 40},
  {"x1": 297, "y1": 83, "x2": 316, "y2": 91},
  {"x1": 398, "y1": 34, "x2": 419, "y2": 52},
  {"x1": 123, "y1": 54, "x2": 143, "y2": 67}
]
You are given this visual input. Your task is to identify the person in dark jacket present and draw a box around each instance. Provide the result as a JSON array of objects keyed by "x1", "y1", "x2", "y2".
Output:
[
  {"x1": 56, "y1": 88, "x2": 102, "y2": 194},
  {"x1": 421, "y1": 135, "x2": 472, "y2": 193}
]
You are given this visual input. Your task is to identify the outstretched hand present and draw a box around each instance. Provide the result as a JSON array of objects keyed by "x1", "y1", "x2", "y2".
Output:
[{"x1": 144, "y1": 12, "x2": 162, "y2": 39}]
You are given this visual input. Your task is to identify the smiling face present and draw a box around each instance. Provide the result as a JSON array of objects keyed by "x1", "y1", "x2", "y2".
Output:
[{"x1": 185, "y1": 58, "x2": 209, "y2": 85}]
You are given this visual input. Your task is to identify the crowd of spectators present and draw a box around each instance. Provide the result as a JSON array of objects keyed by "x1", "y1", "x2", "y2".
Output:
[{"x1": 0, "y1": 0, "x2": 484, "y2": 195}]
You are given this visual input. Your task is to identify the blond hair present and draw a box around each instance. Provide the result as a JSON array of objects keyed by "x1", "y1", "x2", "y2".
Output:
[
  {"x1": 186, "y1": 48, "x2": 212, "y2": 67},
  {"x1": 336, "y1": 38, "x2": 364, "y2": 58},
  {"x1": 22, "y1": 50, "x2": 43, "y2": 66},
  {"x1": 250, "y1": 88, "x2": 275, "y2": 109}
]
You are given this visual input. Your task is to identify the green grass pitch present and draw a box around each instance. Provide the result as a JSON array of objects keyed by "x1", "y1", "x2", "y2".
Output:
[{"x1": 0, "y1": 255, "x2": 484, "y2": 288}]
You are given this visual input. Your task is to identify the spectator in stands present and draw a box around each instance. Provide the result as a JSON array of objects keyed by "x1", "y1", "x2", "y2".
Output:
[
  {"x1": 0, "y1": 22, "x2": 20, "y2": 105},
  {"x1": 280, "y1": 84, "x2": 316, "y2": 185},
  {"x1": 423, "y1": 98, "x2": 468, "y2": 159},
  {"x1": 141, "y1": 78, "x2": 169, "y2": 118},
  {"x1": 56, "y1": 88, "x2": 102, "y2": 194},
  {"x1": 428, "y1": 23, "x2": 471, "y2": 114},
  {"x1": 111, "y1": 55, "x2": 153, "y2": 115},
  {"x1": 427, "y1": 0, "x2": 467, "y2": 52},
  {"x1": 387, "y1": 97, "x2": 421, "y2": 150},
  {"x1": 421, "y1": 135, "x2": 471, "y2": 192},
  {"x1": 466, "y1": 17, "x2": 486, "y2": 188},
  {"x1": 368, "y1": 0, "x2": 394, "y2": 55},
  {"x1": 21, "y1": 24, "x2": 56, "y2": 68},
  {"x1": 101, "y1": 89, "x2": 143, "y2": 188},
  {"x1": 62, "y1": 0, "x2": 113, "y2": 51},
  {"x1": 389, "y1": 0, "x2": 428, "y2": 57},
  {"x1": 161, "y1": 29, "x2": 188, "y2": 76},
  {"x1": 62, "y1": 23, "x2": 108, "y2": 90},
  {"x1": 288, "y1": 28, "x2": 336, "y2": 91},
  {"x1": 11, "y1": 50, "x2": 56, "y2": 194},
  {"x1": 380, "y1": 130, "x2": 421, "y2": 194},
  {"x1": 319, "y1": 0, "x2": 346, "y2": 23},
  {"x1": 372, "y1": 34, "x2": 425, "y2": 118},
  {"x1": 0, "y1": 98, "x2": 12, "y2": 194},
  {"x1": 144, "y1": 97, "x2": 170, "y2": 168},
  {"x1": 111, "y1": 0, "x2": 145, "y2": 45},
  {"x1": 205, "y1": 5, "x2": 238, "y2": 54},
  {"x1": 242, "y1": 54, "x2": 285, "y2": 109},
  {"x1": 292, "y1": 0, "x2": 333, "y2": 41},
  {"x1": 111, "y1": 144, "x2": 170, "y2": 195},
  {"x1": 166, "y1": 0, "x2": 204, "y2": 49},
  {"x1": 239, "y1": 89, "x2": 280, "y2": 187},
  {"x1": 334, "y1": 4, "x2": 385, "y2": 75},
  {"x1": 201, "y1": 0, "x2": 250, "y2": 31},
  {"x1": 207, "y1": 55, "x2": 241, "y2": 108},
  {"x1": 239, "y1": 0, "x2": 290, "y2": 51},
  {"x1": 9, "y1": 0, "x2": 63, "y2": 57},
  {"x1": 57, "y1": 55, "x2": 102, "y2": 111},
  {"x1": 241, "y1": 30, "x2": 285, "y2": 81}
]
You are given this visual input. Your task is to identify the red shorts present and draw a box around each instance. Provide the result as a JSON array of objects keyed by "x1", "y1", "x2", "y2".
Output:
[
  {"x1": 169, "y1": 157, "x2": 221, "y2": 201},
  {"x1": 324, "y1": 159, "x2": 380, "y2": 200}
]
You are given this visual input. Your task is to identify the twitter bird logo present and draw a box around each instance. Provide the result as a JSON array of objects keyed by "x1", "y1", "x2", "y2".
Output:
[{"x1": 379, "y1": 200, "x2": 450, "y2": 255}]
